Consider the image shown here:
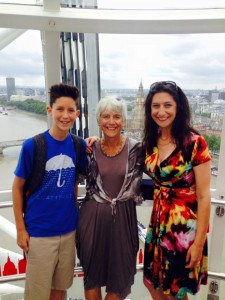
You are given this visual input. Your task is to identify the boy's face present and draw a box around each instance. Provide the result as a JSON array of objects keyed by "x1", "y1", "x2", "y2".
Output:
[{"x1": 47, "y1": 96, "x2": 80, "y2": 134}]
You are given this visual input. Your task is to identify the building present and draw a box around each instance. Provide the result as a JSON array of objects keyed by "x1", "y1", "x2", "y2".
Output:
[
  {"x1": 6, "y1": 77, "x2": 15, "y2": 101},
  {"x1": 131, "y1": 81, "x2": 145, "y2": 131},
  {"x1": 125, "y1": 81, "x2": 145, "y2": 139}
]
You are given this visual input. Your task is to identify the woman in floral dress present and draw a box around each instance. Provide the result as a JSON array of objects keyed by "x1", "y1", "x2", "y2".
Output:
[{"x1": 143, "y1": 81, "x2": 211, "y2": 299}]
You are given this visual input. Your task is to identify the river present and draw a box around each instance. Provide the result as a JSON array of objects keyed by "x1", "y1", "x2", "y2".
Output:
[{"x1": 0, "y1": 109, "x2": 48, "y2": 190}]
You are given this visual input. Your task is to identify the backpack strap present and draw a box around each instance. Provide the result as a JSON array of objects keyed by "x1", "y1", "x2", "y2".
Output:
[
  {"x1": 23, "y1": 133, "x2": 46, "y2": 212},
  {"x1": 71, "y1": 134, "x2": 84, "y2": 173}
]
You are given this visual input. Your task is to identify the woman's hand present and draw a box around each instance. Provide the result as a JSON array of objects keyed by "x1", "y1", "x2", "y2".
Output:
[
  {"x1": 85, "y1": 136, "x2": 100, "y2": 153},
  {"x1": 185, "y1": 160, "x2": 211, "y2": 269},
  {"x1": 185, "y1": 243, "x2": 203, "y2": 269}
]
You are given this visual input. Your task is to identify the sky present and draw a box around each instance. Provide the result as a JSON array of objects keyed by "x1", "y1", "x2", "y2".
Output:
[{"x1": 0, "y1": 0, "x2": 225, "y2": 90}]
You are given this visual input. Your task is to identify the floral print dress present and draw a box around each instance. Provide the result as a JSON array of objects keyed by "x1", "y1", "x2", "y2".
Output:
[{"x1": 143, "y1": 133, "x2": 211, "y2": 298}]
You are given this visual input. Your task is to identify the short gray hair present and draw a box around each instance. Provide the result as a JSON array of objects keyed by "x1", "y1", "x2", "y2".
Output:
[{"x1": 96, "y1": 96, "x2": 127, "y2": 122}]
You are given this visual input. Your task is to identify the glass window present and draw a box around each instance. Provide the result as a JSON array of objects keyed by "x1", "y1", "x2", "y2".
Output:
[
  {"x1": 99, "y1": 33, "x2": 225, "y2": 90},
  {"x1": 99, "y1": 33, "x2": 225, "y2": 190},
  {"x1": 0, "y1": 29, "x2": 47, "y2": 190}
]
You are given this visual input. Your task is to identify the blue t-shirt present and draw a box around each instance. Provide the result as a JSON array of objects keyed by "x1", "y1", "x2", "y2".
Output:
[{"x1": 14, "y1": 130, "x2": 87, "y2": 237}]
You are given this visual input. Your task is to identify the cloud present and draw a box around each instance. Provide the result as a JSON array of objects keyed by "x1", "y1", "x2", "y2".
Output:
[
  {"x1": 99, "y1": 33, "x2": 225, "y2": 90},
  {"x1": 1, "y1": 8, "x2": 225, "y2": 90},
  {"x1": 0, "y1": 30, "x2": 45, "y2": 87}
]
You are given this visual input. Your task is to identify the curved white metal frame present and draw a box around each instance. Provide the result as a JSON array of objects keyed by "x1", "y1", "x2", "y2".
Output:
[
  {"x1": 0, "y1": 4, "x2": 225, "y2": 34},
  {"x1": 1, "y1": 0, "x2": 225, "y2": 298}
]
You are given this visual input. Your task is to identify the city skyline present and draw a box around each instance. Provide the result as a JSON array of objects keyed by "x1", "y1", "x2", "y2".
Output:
[
  {"x1": 0, "y1": 80, "x2": 223, "y2": 93},
  {"x1": 0, "y1": 30, "x2": 225, "y2": 91}
]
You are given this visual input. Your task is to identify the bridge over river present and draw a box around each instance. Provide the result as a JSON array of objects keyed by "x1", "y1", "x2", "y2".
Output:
[{"x1": 0, "y1": 140, "x2": 24, "y2": 155}]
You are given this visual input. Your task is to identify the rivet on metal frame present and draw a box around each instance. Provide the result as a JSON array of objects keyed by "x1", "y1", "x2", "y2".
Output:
[
  {"x1": 216, "y1": 206, "x2": 225, "y2": 217},
  {"x1": 209, "y1": 281, "x2": 219, "y2": 294}
]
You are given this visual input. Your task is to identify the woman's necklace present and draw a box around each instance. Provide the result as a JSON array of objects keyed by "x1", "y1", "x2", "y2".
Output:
[{"x1": 100, "y1": 136, "x2": 126, "y2": 157}]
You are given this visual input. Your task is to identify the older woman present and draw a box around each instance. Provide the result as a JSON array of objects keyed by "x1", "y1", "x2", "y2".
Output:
[{"x1": 77, "y1": 97, "x2": 144, "y2": 300}]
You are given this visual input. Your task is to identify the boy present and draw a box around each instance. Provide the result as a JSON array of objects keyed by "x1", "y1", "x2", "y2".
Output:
[{"x1": 12, "y1": 83, "x2": 87, "y2": 300}]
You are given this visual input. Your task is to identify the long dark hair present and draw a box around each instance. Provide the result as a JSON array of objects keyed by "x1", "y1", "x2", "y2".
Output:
[{"x1": 143, "y1": 82, "x2": 198, "y2": 154}]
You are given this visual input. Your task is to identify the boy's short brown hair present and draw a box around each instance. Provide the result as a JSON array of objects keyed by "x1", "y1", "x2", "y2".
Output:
[{"x1": 49, "y1": 83, "x2": 79, "y2": 107}]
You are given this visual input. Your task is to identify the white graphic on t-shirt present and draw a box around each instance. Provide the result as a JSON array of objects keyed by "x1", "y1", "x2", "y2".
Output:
[{"x1": 45, "y1": 154, "x2": 75, "y2": 188}]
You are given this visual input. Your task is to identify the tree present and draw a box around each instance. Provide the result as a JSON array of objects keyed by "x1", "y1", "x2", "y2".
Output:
[
  {"x1": 6, "y1": 99, "x2": 47, "y2": 115},
  {"x1": 203, "y1": 134, "x2": 221, "y2": 152},
  {"x1": 127, "y1": 104, "x2": 133, "y2": 111}
]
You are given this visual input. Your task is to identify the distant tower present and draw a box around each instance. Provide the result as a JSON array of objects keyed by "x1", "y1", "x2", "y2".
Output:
[
  {"x1": 132, "y1": 81, "x2": 145, "y2": 131},
  {"x1": 6, "y1": 77, "x2": 16, "y2": 101}
]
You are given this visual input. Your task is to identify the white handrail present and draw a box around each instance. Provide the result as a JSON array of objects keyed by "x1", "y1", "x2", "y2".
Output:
[
  {"x1": 1, "y1": 264, "x2": 225, "y2": 284},
  {"x1": 0, "y1": 197, "x2": 224, "y2": 209}
]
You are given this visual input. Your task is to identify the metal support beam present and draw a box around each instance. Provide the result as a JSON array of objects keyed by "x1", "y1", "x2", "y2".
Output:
[
  {"x1": 41, "y1": 30, "x2": 61, "y2": 128},
  {"x1": 207, "y1": 113, "x2": 225, "y2": 299},
  {"x1": 43, "y1": 0, "x2": 60, "y2": 11},
  {"x1": 0, "y1": 28, "x2": 26, "y2": 50},
  {"x1": 39, "y1": 0, "x2": 61, "y2": 127},
  {"x1": 85, "y1": 33, "x2": 101, "y2": 137},
  {"x1": 0, "y1": 4, "x2": 225, "y2": 34}
]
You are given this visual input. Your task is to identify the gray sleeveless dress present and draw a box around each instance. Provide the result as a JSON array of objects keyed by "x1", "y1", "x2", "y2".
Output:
[{"x1": 77, "y1": 138, "x2": 144, "y2": 298}]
